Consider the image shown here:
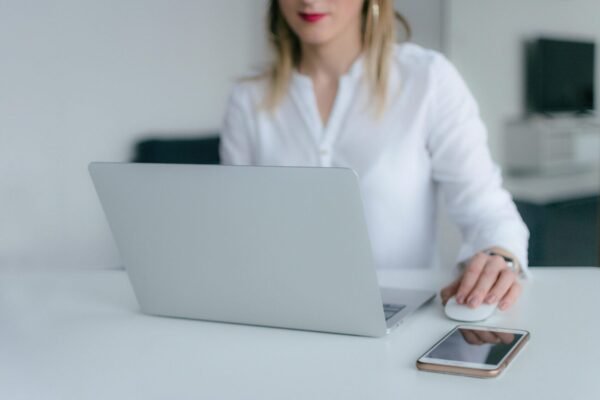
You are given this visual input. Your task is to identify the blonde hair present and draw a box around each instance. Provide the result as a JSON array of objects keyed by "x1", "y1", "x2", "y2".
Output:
[{"x1": 265, "y1": 0, "x2": 411, "y2": 113}]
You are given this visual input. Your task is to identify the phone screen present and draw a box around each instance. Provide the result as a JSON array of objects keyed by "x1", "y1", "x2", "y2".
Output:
[{"x1": 424, "y1": 327, "x2": 525, "y2": 366}]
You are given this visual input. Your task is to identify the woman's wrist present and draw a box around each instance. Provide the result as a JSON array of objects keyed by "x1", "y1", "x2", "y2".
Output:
[
  {"x1": 458, "y1": 247, "x2": 522, "y2": 276},
  {"x1": 483, "y1": 247, "x2": 522, "y2": 276}
]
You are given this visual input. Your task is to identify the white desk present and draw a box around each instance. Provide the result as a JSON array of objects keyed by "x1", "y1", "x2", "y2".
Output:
[{"x1": 1, "y1": 268, "x2": 599, "y2": 400}]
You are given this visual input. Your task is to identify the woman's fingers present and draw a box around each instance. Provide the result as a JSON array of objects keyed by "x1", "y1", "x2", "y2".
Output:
[
  {"x1": 452, "y1": 251, "x2": 523, "y2": 310},
  {"x1": 499, "y1": 281, "x2": 522, "y2": 311},
  {"x1": 455, "y1": 253, "x2": 487, "y2": 305},
  {"x1": 484, "y1": 268, "x2": 517, "y2": 304},
  {"x1": 465, "y1": 256, "x2": 506, "y2": 308},
  {"x1": 440, "y1": 278, "x2": 461, "y2": 305}
]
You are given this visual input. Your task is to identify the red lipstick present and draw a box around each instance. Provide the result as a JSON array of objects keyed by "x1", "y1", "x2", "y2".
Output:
[{"x1": 299, "y1": 12, "x2": 327, "y2": 23}]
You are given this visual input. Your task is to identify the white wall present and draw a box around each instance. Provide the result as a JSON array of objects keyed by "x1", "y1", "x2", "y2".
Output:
[
  {"x1": 446, "y1": 0, "x2": 600, "y2": 163},
  {"x1": 0, "y1": 0, "x2": 268, "y2": 269},
  {"x1": 395, "y1": 0, "x2": 444, "y2": 51},
  {"x1": 0, "y1": 0, "x2": 454, "y2": 271}
]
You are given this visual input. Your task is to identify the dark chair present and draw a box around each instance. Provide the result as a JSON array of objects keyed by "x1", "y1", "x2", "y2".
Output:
[
  {"x1": 515, "y1": 196, "x2": 599, "y2": 266},
  {"x1": 133, "y1": 135, "x2": 221, "y2": 165}
]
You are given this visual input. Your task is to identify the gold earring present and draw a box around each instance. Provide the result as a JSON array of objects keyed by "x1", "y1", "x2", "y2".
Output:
[{"x1": 372, "y1": 2, "x2": 380, "y2": 20}]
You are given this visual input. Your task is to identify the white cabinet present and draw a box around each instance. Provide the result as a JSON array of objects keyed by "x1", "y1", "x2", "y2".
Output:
[{"x1": 505, "y1": 117, "x2": 600, "y2": 174}]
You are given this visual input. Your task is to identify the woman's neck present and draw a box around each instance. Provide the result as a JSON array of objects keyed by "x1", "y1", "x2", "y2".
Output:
[
  {"x1": 297, "y1": 21, "x2": 362, "y2": 126},
  {"x1": 298, "y1": 26, "x2": 362, "y2": 81}
]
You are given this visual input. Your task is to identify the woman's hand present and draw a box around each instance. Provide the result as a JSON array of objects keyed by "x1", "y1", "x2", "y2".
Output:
[{"x1": 440, "y1": 252, "x2": 522, "y2": 311}]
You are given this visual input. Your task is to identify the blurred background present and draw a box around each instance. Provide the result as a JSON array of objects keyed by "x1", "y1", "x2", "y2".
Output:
[{"x1": 1, "y1": 0, "x2": 598, "y2": 271}]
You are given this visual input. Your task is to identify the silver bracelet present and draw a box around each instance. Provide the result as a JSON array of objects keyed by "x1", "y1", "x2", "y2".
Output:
[{"x1": 484, "y1": 250, "x2": 518, "y2": 273}]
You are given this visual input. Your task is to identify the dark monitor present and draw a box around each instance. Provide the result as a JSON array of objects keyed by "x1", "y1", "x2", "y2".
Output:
[{"x1": 526, "y1": 38, "x2": 595, "y2": 114}]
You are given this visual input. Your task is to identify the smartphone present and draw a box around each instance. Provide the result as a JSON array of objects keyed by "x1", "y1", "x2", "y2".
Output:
[{"x1": 416, "y1": 325, "x2": 530, "y2": 378}]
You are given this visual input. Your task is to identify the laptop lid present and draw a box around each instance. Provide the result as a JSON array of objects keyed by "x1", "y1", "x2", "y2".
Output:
[{"x1": 89, "y1": 163, "x2": 388, "y2": 337}]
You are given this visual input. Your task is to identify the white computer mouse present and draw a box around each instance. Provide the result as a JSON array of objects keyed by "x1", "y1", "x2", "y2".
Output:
[{"x1": 444, "y1": 296, "x2": 497, "y2": 322}]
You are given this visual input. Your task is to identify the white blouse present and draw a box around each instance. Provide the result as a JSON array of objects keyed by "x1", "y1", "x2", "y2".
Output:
[{"x1": 219, "y1": 43, "x2": 530, "y2": 274}]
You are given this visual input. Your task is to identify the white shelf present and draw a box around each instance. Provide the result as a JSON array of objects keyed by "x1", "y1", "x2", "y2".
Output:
[{"x1": 504, "y1": 169, "x2": 600, "y2": 204}]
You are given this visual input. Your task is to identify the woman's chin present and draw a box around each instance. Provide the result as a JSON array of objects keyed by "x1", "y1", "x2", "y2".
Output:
[{"x1": 293, "y1": 29, "x2": 337, "y2": 47}]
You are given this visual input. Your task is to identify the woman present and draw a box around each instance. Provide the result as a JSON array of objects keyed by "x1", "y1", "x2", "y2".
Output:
[{"x1": 220, "y1": 0, "x2": 529, "y2": 311}]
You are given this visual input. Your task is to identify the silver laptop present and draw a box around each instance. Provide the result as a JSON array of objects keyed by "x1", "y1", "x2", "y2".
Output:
[{"x1": 89, "y1": 163, "x2": 435, "y2": 337}]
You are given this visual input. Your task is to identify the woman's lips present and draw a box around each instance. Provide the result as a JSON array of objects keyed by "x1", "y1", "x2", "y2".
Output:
[{"x1": 299, "y1": 12, "x2": 327, "y2": 23}]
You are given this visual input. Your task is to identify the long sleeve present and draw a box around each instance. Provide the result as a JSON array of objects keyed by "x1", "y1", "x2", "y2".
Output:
[
  {"x1": 426, "y1": 55, "x2": 530, "y2": 276},
  {"x1": 219, "y1": 84, "x2": 255, "y2": 166}
]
